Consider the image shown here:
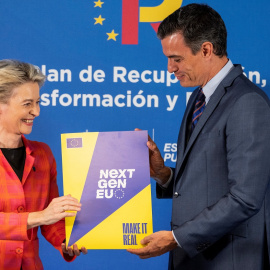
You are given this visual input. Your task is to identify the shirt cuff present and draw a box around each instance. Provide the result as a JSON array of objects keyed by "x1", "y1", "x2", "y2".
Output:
[
  {"x1": 161, "y1": 167, "x2": 173, "y2": 188},
  {"x1": 172, "y1": 230, "x2": 181, "y2": 247}
]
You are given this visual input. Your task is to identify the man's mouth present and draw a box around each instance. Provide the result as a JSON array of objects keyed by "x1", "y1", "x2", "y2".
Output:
[{"x1": 175, "y1": 73, "x2": 185, "y2": 80}]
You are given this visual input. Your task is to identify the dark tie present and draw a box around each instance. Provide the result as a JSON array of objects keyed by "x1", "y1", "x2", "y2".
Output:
[{"x1": 191, "y1": 88, "x2": 206, "y2": 131}]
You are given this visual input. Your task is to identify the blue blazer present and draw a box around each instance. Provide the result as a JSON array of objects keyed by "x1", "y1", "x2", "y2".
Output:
[{"x1": 157, "y1": 65, "x2": 270, "y2": 270}]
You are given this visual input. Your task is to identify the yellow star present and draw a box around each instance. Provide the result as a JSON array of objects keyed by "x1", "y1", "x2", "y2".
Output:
[
  {"x1": 94, "y1": 0, "x2": 104, "y2": 8},
  {"x1": 94, "y1": 15, "x2": 105, "y2": 25},
  {"x1": 106, "y1": 30, "x2": 119, "y2": 41}
]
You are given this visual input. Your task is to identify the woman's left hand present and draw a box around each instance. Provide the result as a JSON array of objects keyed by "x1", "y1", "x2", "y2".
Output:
[{"x1": 61, "y1": 243, "x2": 88, "y2": 257}]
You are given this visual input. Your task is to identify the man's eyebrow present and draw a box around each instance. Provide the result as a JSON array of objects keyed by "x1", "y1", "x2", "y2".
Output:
[{"x1": 168, "y1": 55, "x2": 184, "y2": 59}]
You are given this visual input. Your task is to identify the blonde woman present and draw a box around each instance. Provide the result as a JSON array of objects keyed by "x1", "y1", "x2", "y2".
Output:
[{"x1": 0, "y1": 59, "x2": 87, "y2": 270}]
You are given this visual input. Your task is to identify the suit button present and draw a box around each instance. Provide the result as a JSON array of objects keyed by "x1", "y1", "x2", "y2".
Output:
[
  {"x1": 16, "y1": 248, "x2": 23, "y2": 254},
  {"x1": 17, "y1": 206, "x2": 25, "y2": 213},
  {"x1": 174, "y1": 192, "x2": 179, "y2": 198}
]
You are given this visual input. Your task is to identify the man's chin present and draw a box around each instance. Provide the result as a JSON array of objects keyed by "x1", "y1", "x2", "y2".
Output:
[
  {"x1": 179, "y1": 81, "x2": 198, "y2": 88},
  {"x1": 179, "y1": 81, "x2": 190, "y2": 87}
]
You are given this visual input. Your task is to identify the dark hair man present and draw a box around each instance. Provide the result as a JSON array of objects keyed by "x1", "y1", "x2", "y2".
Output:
[{"x1": 128, "y1": 3, "x2": 270, "y2": 270}]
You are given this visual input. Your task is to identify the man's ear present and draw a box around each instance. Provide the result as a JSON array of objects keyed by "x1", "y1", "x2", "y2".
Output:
[{"x1": 201, "y1": 42, "x2": 213, "y2": 58}]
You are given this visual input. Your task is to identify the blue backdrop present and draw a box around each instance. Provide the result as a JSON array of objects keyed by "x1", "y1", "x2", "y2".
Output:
[{"x1": 0, "y1": 0, "x2": 269, "y2": 269}]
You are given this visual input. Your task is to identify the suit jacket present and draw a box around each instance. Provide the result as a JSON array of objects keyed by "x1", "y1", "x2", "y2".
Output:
[
  {"x1": 0, "y1": 135, "x2": 74, "y2": 270},
  {"x1": 157, "y1": 65, "x2": 270, "y2": 270}
]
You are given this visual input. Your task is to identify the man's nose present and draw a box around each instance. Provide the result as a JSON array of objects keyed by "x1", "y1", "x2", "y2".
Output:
[{"x1": 167, "y1": 59, "x2": 178, "y2": 73}]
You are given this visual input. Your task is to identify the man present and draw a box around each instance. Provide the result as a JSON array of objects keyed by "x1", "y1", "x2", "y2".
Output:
[{"x1": 128, "y1": 3, "x2": 270, "y2": 270}]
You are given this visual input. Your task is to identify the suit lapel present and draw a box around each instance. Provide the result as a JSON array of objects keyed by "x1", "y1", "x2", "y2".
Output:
[
  {"x1": 175, "y1": 85, "x2": 226, "y2": 181},
  {"x1": 175, "y1": 89, "x2": 199, "y2": 177},
  {"x1": 0, "y1": 136, "x2": 35, "y2": 186},
  {"x1": 185, "y1": 86, "x2": 226, "y2": 156},
  {"x1": 21, "y1": 136, "x2": 35, "y2": 186},
  {"x1": 174, "y1": 64, "x2": 244, "y2": 182}
]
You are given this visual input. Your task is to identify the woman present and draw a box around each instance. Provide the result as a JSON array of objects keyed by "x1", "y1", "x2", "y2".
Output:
[{"x1": 0, "y1": 59, "x2": 87, "y2": 270}]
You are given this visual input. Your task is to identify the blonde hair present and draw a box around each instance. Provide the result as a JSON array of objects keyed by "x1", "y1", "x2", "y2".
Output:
[{"x1": 0, "y1": 59, "x2": 46, "y2": 103}]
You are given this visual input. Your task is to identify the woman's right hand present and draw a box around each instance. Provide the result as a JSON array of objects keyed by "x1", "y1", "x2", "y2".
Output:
[{"x1": 27, "y1": 195, "x2": 81, "y2": 229}]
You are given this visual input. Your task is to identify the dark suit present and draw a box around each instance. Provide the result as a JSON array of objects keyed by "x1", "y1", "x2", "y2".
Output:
[{"x1": 157, "y1": 65, "x2": 270, "y2": 269}]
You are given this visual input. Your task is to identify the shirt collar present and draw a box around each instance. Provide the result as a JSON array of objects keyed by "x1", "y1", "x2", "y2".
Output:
[{"x1": 202, "y1": 59, "x2": 234, "y2": 104}]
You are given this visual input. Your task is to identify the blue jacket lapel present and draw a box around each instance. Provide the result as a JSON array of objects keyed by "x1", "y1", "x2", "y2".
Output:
[
  {"x1": 175, "y1": 88, "x2": 199, "y2": 177},
  {"x1": 174, "y1": 64, "x2": 243, "y2": 182},
  {"x1": 184, "y1": 86, "x2": 226, "y2": 157}
]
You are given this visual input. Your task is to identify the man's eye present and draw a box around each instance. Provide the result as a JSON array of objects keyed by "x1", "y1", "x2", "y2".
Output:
[
  {"x1": 174, "y1": 59, "x2": 181, "y2": 63},
  {"x1": 23, "y1": 103, "x2": 31, "y2": 107}
]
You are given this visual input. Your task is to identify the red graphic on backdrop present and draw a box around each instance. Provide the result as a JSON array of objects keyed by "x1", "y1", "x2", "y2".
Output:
[{"x1": 122, "y1": 0, "x2": 139, "y2": 44}]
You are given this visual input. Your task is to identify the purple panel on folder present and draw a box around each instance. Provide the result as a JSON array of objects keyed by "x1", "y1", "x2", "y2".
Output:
[{"x1": 68, "y1": 131, "x2": 150, "y2": 246}]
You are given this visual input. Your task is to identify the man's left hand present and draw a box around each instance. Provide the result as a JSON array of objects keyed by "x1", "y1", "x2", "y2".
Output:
[{"x1": 127, "y1": 231, "x2": 178, "y2": 259}]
